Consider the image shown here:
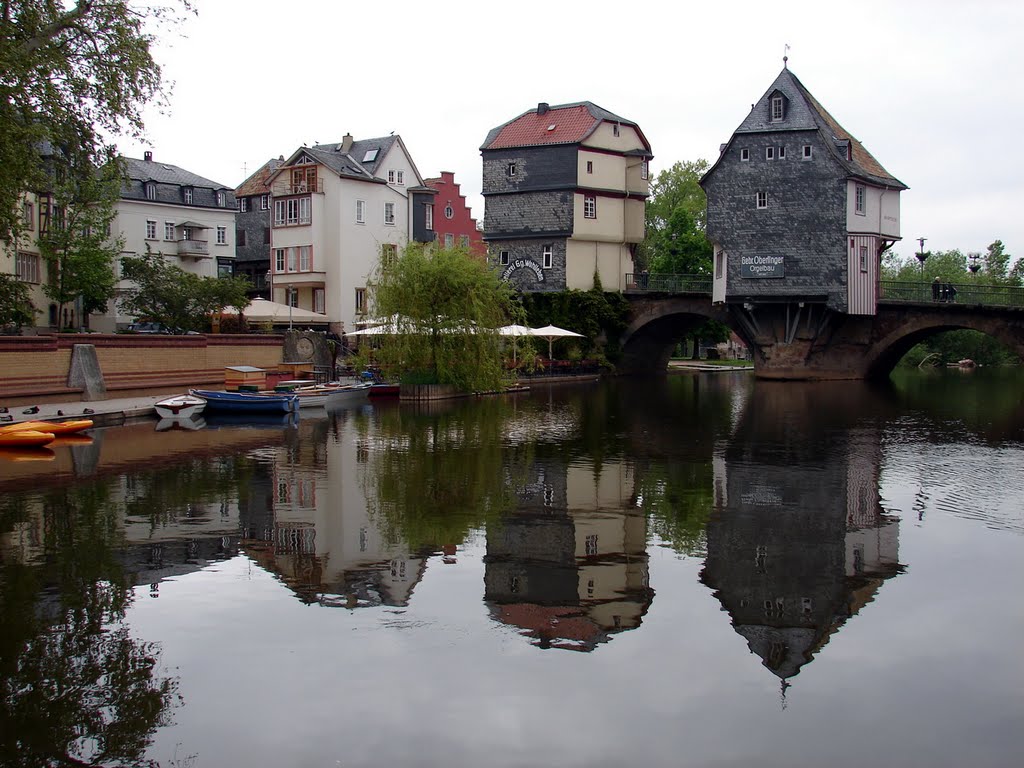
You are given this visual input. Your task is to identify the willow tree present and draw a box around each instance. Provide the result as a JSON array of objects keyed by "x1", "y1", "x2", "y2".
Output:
[{"x1": 368, "y1": 243, "x2": 525, "y2": 392}]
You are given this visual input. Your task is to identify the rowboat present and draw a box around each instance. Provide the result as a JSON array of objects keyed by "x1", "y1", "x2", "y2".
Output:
[
  {"x1": 154, "y1": 394, "x2": 206, "y2": 420},
  {"x1": 0, "y1": 429, "x2": 57, "y2": 448},
  {"x1": 289, "y1": 381, "x2": 372, "y2": 408},
  {"x1": 368, "y1": 382, "x2": 400, "y2": 398},
  {"x1": 0, "y1": 418, "x2": 93, "y2": 436},
  {"x1": 190, "y1": 389, "x2": 299, "y2": 413}
]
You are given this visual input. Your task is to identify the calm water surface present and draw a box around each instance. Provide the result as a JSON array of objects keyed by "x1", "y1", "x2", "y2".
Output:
[{"x1": 2, "y1": 369, "x2": 1023, "y2": 768}]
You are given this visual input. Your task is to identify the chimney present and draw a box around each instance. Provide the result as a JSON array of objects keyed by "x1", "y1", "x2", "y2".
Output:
[
  {"x1": 144, "y1": 150, "x2": 153, "y2": 162},
  {"x1": 341, "y1": 133, "x2": 354, "y2": 153},
  {"x1": 537, "y1": 102, "x2": 550, "y2": 115}
]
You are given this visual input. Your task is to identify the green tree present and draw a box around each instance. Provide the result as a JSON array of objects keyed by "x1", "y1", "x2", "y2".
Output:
[
  {"x1": 640, "y1": 159, "x2": 713, "y2": 275},
  {"x1": 369, "y1": 243, "x2": 524, "y2": 391},
  {"x1": 119, "y1": 251, "x2": 251, "y2": 333},
  {"x1": 0, "y1": 272, "x2": 37, "y2": 330},
  {"x1": 0, "y1": 0, "x2": 194, "y2": 244},
  {"x1": 982, "y1": 239, "x2": 1015, "y2": 283},
  {"x1": 39, "y1": 157, "x2": 121, "y2": 329}
]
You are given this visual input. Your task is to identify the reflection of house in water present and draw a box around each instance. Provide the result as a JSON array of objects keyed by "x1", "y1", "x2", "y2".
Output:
[
  {"x1": 240, "y1": 419, "x2": 425, "y2": 608},
  {"x1": 702, "y1": 418, "x2": 902, "y2": 683},
  {"x1": 484, "y1": 459, "x2": 653, "y2": 651}
]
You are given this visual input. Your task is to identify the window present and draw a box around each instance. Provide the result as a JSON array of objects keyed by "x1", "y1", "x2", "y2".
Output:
[
  {"x1": 263, "y1": 227, "x2": 271, "y2": 245},
  {"x1": 181, "y1": 226, "x2": 192, "y2": 241},
  {"x1": 183, "y1": 187, "x2": 193, "y2": 204},
  {"x1": 356, "y1": 199, "x2": 365, "y2": 224},
  {"x1": 145, "y1": 220, "x2": 157, "y2": 239},
  {"x1": 287, "y1": 248, "x2": 297, "y2": 272},
  {"x1": 23, "y1": 201, "x2": 34, "y2": 230},
  {"x1": 16, "y1": 252, "x2": 40, "y2": 283},
  {"x1": 299, "y1": 245, "x2": 311, "y2": 271},
  {"x1": 612, "y1": 123, "x2": 620, "y2": 137},
  {"x1": 716, "y1": 250, "x2": 724, "y2": 279},
  {"x1": 275, "y1": 248, "x2": 285, "y2": 272},
  {"x1": 460, "y1": 235, "x2": 469, "y2": 248},
  {"x1": 397, "y1": 170, "x2": 404, "y2": 185},
  {"x1": 425, "y1": 203, "x2": 434, "y2": 230},
  {"x1": 586, "y1": 160, "x2": 593, "y2": 174},
  {"x1": 275, "y1": 197, "x2": 311, "y2": 226},
  {"x1": 444, "y1": 204, "x2": 454, "y2": 219},
  {"x1": 355, "y1": 287, "x2": 366, "y2": 313},
  {"x1": 779, "y1": 146, "x2": 786, "y2": 159},
  {"x1": 287, "y1": 287, "x2": 298, "y2": 308},
  {"x1": 445, "y1": 233, "x2": 454, "y2": 248},
  {"x1": 164, "y1": 222, "x2": 175, "y2": 240},
  {"x1": 771, "y1": 95, "x2": 784, "y2": 121},
  {"x1": 384, "y1": 201, "x2": 395, "y2": 225},
  {"x1": 388, "y1": 170, "x2": 396, "y2": 183},
  {"x1": 802, "y1": 145, "x2": 813, "y2": 160},
  {"x1": 542, "y1": 245, "x2": 553, "y2": 268},
  {"x1": 313, "y1": 288, "x2": 325, "y2": 314},
  {"x1": 145, "y1": 182, "x2": 156, "y2": 200},
  {"x1": 236, "y1": 229, "x2": 246, "y2": 247},
  {"x1": 362, "y1": 149, "x2": 378, "y2": 163},
  {"x1": 855, "y1": 184, "x2": 866, "y2": 215},
  {"x1": 584, "y1": 195, "x2": 596, "y2": 219},
  {"x1": 216, "y1": 226, "x2": 227, "y2": 245},
  {"x1": 238, "y1": 197, "x2": 248, "y2": 212},
  {"x1": 261, "y1": 194, "x2": 270, "y2": 210},
  {"x1": 740, "y1": 148, "x2": 749, "y2": 162},
  {"x1": 216, "y1": 191, "x2": 226, "y2": 207},
  {"x1": 859, "y1": 245, "x2": 869, "y2": 272},
  {"x1": 381, "y1": 243, "x2": 398, "y2": 265},
  {"x1": 499, "y1": 250, "x2": 510, "y2": 265},
  {"x1": 756, "y1": 191, "x2": 768, "y2": 209},
  {"x1": 766, "y1": 147, "x2": 775, "y2": 160},
  {"x1": 507, "y1": 162, "x2": 516, "y2": 177},
  {"x1": 641, "y1": 160, "x2": 649, "y2": 180}
]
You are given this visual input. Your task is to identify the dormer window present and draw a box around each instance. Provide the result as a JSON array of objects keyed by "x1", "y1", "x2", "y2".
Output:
[
  {"x1": 507, "y1": 162, "x2": 517, "y2": 178},
  {"x1": 771, "y1": 95, "x2": 784, "y2": 122},
  {"x1": 216, "y1": 191, "x2": 225, "y2": 207},
  {"x1": 145, "y1": 182, "x2": 156, "y2": 200},
  {"x1": 183, "y1": 187, "x2": 193, "y2": 204}
]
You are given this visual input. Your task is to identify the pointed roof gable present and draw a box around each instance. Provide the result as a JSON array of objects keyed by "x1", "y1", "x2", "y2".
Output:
[
  {"x1": 235, "y1": 157, "x2": 283, "y2": 197},
  {"x1": 481, "y1": 101, "x2": 652, "y2": 153},
  {"x1": 123, "y1": 156, "x2": 230, "y2": 190},
  {"x1": 732, "y1": 68, "x2": 906, "y2": 189},
  {"x1": 267, "y1": 135, "x2": 424, "y2": 187}
]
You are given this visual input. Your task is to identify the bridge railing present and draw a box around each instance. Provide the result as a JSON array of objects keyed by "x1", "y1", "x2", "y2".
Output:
[
  {"x1": 625, "y1": 273, "x2": 712, "y2": 294},
  {"x1": 879, "y1": 280, "x2": 1024, "y2": 308}
]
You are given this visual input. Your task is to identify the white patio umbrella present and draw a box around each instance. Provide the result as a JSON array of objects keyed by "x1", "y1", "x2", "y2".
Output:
[
  {"x1": 222, "y1": 298, "x2": 328, "y2": 325},
  {"x1": 498, "y1": 324, "x2": 533, "y2": 363},
  {"x1": 530, "y1": 324, "x2": 584, "y2": 360}
]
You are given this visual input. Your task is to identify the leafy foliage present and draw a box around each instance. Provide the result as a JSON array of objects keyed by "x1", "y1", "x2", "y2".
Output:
[
  {"x1": 119, "y1": 251, "x2": 251, "y2": 333},
  {"x1": 369, "y1": 243, "x2": 525, "y2": 391},
  {"x1": 0, "y1": 0, "x2": 194, "y2": 244},
  {"x1": 0, "y1": 272, "x2": 37, "y2": 329},
  {"x1": 639, "y1": 159, "x2": 713, "y2": 275},
  {"x1": 520, "y1": 284, "x2": 630, "y2": 362}
]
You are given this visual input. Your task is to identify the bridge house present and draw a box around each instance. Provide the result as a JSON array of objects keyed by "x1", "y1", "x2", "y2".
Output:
[
  {"x1": 701, "y1": 67, "x2": 907, "y2": 318},
  {"x1": 480, "y1": 102, "x2": 653, "y2": 293}
]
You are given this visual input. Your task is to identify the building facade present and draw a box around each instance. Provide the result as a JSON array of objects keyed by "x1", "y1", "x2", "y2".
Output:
[
  {"x1": 480, "y1": 102, "x2": 652, "y2": 293},
  {"x1": 265, "y1": 134, "x2": 436, "y2": 332},
  {"x1": 233, "y1": 158, "x2": 282, "y2": 299},
  {"x1": 423, "y1": 171, "x2": 485, "y2": 258},
  {"x1": 701, "y1": 67, "x2": 906, "y2": 316}
]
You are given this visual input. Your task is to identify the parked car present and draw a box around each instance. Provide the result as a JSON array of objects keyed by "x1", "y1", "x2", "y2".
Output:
[{"x1": 126, "y1": 322, "x2": 170, "y2": 333}]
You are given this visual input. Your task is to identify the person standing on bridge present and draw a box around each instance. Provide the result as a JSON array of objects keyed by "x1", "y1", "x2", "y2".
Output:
[{"x1": 932, "y1": 277, "x2": 942, "y2": 302}]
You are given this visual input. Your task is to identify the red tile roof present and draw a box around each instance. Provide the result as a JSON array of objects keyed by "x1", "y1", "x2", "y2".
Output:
[{"x1": 487, "y1": 105, "x2": 598, "y2": 149}]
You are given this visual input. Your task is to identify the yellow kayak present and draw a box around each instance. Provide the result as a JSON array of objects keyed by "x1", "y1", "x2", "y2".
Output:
[
  {"x1": 0, "y1": 419, "x2": 93, "y2": 436},
  {"x1": 0, "y1": 430, "x2": 57, "y2": 448}
]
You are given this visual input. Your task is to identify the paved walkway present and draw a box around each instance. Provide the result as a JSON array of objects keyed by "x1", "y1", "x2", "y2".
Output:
[{"x1": 1, "y1": 394, "x2": 166, "y2": 427}]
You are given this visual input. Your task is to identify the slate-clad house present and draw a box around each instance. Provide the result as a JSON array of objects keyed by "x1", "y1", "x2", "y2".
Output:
[
  {"x1": 234, "y1": 157, "x2": 282, "y2": 299},
  {"x1": 701, "y1": 67, "x2": 906, "y2": 315},
  {"x1": 265, "y1": 134, "x2": 436, "y2": 332},
  {"x1": 481, "y1": 102, "x2": 652, "y2": 292}
]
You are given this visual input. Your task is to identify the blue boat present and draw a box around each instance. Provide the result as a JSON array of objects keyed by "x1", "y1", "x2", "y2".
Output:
[{"x1": 190, "y1": 389, "x2": 299, "y2": 413}]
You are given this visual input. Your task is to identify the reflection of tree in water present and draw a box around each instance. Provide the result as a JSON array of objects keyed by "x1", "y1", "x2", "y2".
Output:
[{"x1": 0, "y1": 486, "x2": 182, "y2": 767}]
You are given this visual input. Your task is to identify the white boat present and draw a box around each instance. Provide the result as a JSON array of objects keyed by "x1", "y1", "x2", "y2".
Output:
[
  {"x1": 154, "y1": 394, "x2": 207, "y2": 420},
  {"x1": 291, "y1": 381, "x2": 372, "y2": 408},
  {"x1": 155, "y1": 416, "x2": 207, "y2": 432}
]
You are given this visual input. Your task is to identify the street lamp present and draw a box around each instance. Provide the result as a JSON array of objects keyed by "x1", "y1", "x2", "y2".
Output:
[
  {"x1": 287, "y1": 284, "x2": 294, "y2": 330},
  {"x1": 265, "y1": 269, "x2": 272, "y2": 301},
  {"x1": 915, "y1": 236, "x2": 929, "y2": 279},
  {"x1": 968, "y1": 252, "x2": 981, "y2": 279}
]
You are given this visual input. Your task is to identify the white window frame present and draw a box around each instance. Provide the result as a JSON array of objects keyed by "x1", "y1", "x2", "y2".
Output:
[
  {"x1": 859, "y1": 245, "x2": 869, "y2": 272},
  {"x1": 145, "y1": 182, "x2": 156, "y2": 200},
  {"x1": 286, "y1": 247, "x2": 297, "y2": 273},
  {"x1": 299, "y1": 245, "x2": 311, "y2": 271},
  {"x1": 766, "y1": 147, "x2": 775, "y2": 160},
  {"x1": 444, "y1": 204, "x2": 454, "y2": 219},
  {"x1": 22, "y1": 201, "x2": 34, "y2": 231},
  {"x1": 164, "y1": 222, "x2": 175, "y2": 241},
  {"x1": 397, "y1": 170, "x2": 404, "y2": 185},
  {"x1": 802, "y1": 145, "x2": 813, "y2": 160},
  {"x1": 425, "y1": 204, "x2": 434, "y2": 230},
  {"x1": 771, "y1": 95, "x2": 784, "y2": 121},
  {"x1": 381, "y1": 243, "x2": 398, "y2": 265},
  {"x1": 641, "y1": 160, "x2": 649, "y2": 180},
  {"x1": 16, "y1": 252, "x2": 40, "y2": 283},
  {"x1": 499, "y1": 250, "x2": 510, "y2": 265},
  {"x1": 445, "y1": 233, "x2": 454, "y2": 249},
  {"x1": 261, "y1": 194, "x2": 270, "y2": 210},
  {"x1": 612, "y1": 124, "x2": 620, "y2": 137},
  {"x1": 778, "y1": 146, "x2": 786, "y2": 160},
  {"x1": 275, "y1": 248, "x2": 285, "y2": 272},
  {"x1": 216, "y1": 225, "x2": 227, "y2": 245},
  {"x1": 584, "y1": 195, "x2": 596, "y2": 219},
  {"x1": 855, "y1": 185, "x2": 866, "y2": 215},
  {"x1": 145, "y1": 219, "x2": 157, "y2": 239},
  {"x1": 388, "y1": 170, "x2": 396, "y2": 183},
  {"x1": 740, "y1": 148, "x2": 749, "y2": 162},
  {"x1": 542, "y1": 245, "x2": 553, "y2": 268},
  {"x1": 313, "y1": 288, "x2": 325, "y2": 314},
  {"x1": 356, "y1": 199, "x2": 365, "y2": 224},
  {"x1": 355, "y1": 287, "x2": 366, "y2": 313},
  {"x1": 507, "y1": 162, "x2": 516, "y2": 178},
  {"x1": 756, "y1": 191, "x2": 768, "y2": 209},
  {"x1": 183, "y1": 187, "x2": 193, "y2": 204},
  {"x1": 384, "y1": 201, "x2": 395, "y2": 226},
  {"x1": 237, "y1": 197, "x2": 248, "y2": 212}
]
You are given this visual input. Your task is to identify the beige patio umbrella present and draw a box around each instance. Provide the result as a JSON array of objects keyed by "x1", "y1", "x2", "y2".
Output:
[
  {"x1": 222, "y1": 298, "x2": 329, "y2": 325},
  {"x1": 499, "y1": 324, "x2": 533, "y2": 363},
  {"x1": 530, "y1": 324, "x2": 584, "y2": 360}
]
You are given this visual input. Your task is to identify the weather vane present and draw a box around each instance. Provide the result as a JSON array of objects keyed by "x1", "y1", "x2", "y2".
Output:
[{"x1": 783, "y1": 43, "x2": 790, "y2": 68}]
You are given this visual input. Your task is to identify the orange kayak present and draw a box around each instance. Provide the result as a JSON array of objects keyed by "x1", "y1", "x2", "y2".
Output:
[
  {"x1": 0, "y1": 419, "x2": 93, "y2": 436},
  {"x1": 0, "y1": 446, "x2": 56, "y2": 462},
  {"x1": 0, "y1": 430, "x2": 57, "y2": 448}
]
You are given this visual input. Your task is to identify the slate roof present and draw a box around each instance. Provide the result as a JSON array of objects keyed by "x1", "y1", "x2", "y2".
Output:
[
  {"x1": 481, "y1": 101, "x2": 652, "y2": 153},
  {"x1": 304, "y1": 136, "x2": 399, "y2": 182},
  {"x1": 733, "y1": 68, "x2": 906, "y2": 189},
  {"x1": 235, "y1": 157, "x2": 283, "y2": 197},
  {"x1": 123, "y1": 156, "x2": 231, "y2": 190}
]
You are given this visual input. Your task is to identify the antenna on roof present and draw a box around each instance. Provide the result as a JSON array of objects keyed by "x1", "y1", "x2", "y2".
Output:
[{"x1": 783, "y1": 43, "x2": 790, "y2": 68}]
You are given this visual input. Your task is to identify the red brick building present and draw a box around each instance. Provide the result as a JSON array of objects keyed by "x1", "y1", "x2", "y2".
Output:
[{"x1": 423, "y1": 171, "x2": 485, "y2": 258}]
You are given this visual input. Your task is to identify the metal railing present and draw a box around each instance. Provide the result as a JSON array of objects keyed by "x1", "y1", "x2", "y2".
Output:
[
  {"x1": 625, "y1": 273, "x2": 712, "y2": 294},
  {"x1": 879, "y1": 280, "x2": 1024, "y2": 308},
  {"x1": 271, "y1": 178, "x2": 324, "y2": 196}
]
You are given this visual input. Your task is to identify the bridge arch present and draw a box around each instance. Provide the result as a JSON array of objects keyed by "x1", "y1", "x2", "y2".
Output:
[{"x1": 620, "y1": 296, "x2": 733, "y2": 373}]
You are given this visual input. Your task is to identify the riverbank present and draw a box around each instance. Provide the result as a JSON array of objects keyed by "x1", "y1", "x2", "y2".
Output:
[
  {"x1": 668, "y1": 359, "x2": 753, "y2": 372},
  {"x1": 0, "y1": 393, "x2": 171, "y2": 427}
]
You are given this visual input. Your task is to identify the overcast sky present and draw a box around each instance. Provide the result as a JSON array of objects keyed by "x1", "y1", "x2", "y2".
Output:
[{"x1": 120, "y1": 0, "x2": 1023, "y2": 263}]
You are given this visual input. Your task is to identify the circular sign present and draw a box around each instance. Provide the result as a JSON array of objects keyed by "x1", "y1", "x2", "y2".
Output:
[{"x1": 296, "y1": 337, "x2": 314, "y2": 358}]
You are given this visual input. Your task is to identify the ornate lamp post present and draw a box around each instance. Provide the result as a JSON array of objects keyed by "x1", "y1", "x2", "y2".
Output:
[
  {"x1": 969, "y1": 252, "x2": 981, "y2": 279},
  {"x1": 915, "y1": 236, "x2": 929, "y2": 279}
]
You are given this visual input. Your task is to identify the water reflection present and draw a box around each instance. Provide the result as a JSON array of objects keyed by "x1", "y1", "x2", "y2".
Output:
[{"x1": 701, "y1": 382, "x2": 904, "y2": 686}]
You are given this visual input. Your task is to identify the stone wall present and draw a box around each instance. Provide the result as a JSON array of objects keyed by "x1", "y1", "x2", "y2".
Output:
[{"x1": 492, "y1": 238, "x2": 567, "y2": 292}]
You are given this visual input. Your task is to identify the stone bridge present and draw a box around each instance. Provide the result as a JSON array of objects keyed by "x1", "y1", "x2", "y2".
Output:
[{"x1": 620, "y1": 292, "x2": 1024, "y2": 380}]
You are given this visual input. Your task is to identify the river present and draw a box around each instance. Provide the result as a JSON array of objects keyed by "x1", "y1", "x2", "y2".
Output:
[{"x1": 1, "y1": 368, "x2": 1022, "y2": 767}]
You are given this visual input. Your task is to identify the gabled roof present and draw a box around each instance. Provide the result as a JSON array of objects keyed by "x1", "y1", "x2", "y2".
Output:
[
  {"x1": 123, "y1": 156, "x2": 230, "y2": 190},
  {"x1": 480, "y1": 101, "x2": 652, "y2": 153},
  {"x1": 268, "y1": 135, "x2": 424, "y2": 186},
  {"x1": 731, "y1": 68, "x2": 906, "y2": 189},
  {"x1": 235, "y1": 157, "x2": 283, "y2": 197}
]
